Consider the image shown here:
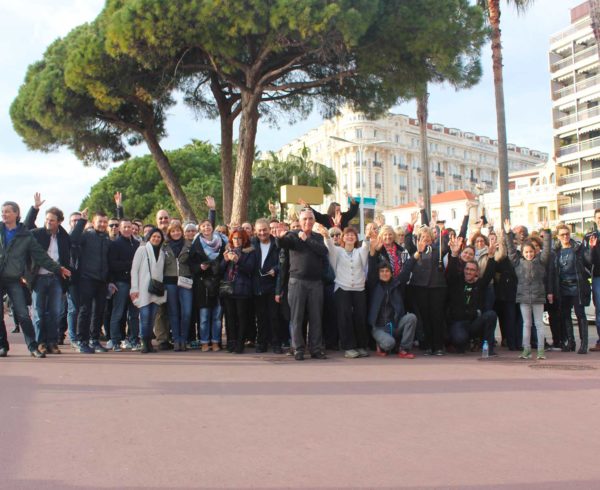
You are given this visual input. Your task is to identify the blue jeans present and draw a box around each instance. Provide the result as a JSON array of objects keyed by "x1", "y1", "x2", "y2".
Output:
[
  {"x1": 592, "y1": 277, "x2": 600, "y2": 343},
  {"x1": 32, "y1": 275, "x2": 64, "y2": 346},
  {"x1": 166, "y1": 283, "x2": 193, "y2": 344},
  {"x1": 199, "y1": 304, "x2": 222, "y2": 344},
  {"x1": 66, "y1": 284, "x2": 79, "y2": 342},
  {"x1": 3, "y1": 280, "x2": 37, "y2": 351},
  {"x1": 110, "y1": 281, "x2": 139, "y2": 344},
  {"x1": 139, "y1": 303, "x2": 159, "y2": 340}
]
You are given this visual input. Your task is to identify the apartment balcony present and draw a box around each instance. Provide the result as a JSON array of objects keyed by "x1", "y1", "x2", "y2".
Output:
[
  {"x1": 374, "y1": 182, "x2": 382, "y2": 189},
  {"x1": 435, "y1": 171, "x2": 445, "y2": 177},
  {"x1": 469, "y1": 177, "x2": 478, "y2": 183},
  {"x1": 559, "y1": 198, "x2": 600, "y2": 215},
  {"x1": 559, "y1": 167, "x2": 600, "y2": 186},
  {"x1": 372, "y1": 160, "x2": 383, "y2": 168},
  {"x1": 482, "y1": 179, "x2": 494, "y2": 187},
  {"x1": 552, "y1": 74, "x2": 600, "y2": 101},
  {"x1": 452, "y1": 174, "x2": 462, "y2": 180},
  {"x1": 398, "y1": 164, "x2": 409, "y2": 170},
  {"x1": 550, "y1": 44, "x2": 597, "y2": 73},
  {"x1": 558, "y1": 135, "x2": 600, "y2": 157},
  {"x1": 399, "y1": 185, "x2": 408, "y2": 191},
  {"x1": 555, "y1": 105, "x2": 600, "y2": 129}
]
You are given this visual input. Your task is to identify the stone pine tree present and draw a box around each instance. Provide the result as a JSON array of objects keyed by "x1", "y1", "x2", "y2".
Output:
[
  {"x1": 104, "y1": 0, "x2": 380, "y2": 225},
  {"x1": 10, "y1": 21, "x2": 198, "y2": 221}
]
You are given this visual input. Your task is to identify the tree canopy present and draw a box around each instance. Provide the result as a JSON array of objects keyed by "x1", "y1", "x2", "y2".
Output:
[{"x1": 81, "y1": 140, "x2": 335, "y2": 224}]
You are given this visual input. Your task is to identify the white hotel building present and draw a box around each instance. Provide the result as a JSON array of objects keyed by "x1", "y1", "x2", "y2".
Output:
[
  {"x1": 551, "y1": 1, "x2": 600, "y2": 233},
  {"x1": 277, "y1": 108, "x2": 547, "y2": 211}
]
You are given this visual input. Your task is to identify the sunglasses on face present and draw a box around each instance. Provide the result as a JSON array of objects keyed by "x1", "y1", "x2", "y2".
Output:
[{"x1": 109, "y1": 224, "x2": 119, "y2": 228}]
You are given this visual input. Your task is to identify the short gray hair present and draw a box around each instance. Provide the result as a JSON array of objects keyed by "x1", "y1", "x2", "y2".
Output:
[{"x1": 2, "y1": 201, "x2": 20, "y2": 219}]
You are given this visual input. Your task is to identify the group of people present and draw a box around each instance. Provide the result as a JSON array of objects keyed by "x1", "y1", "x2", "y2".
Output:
[{"x1": 1, "y1": 191, "x2": 599, "y2": 362}]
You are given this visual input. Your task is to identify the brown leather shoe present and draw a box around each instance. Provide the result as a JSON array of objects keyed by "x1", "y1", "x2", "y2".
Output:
[
  {"x1": 48, "y1": 344, "x2": 62, "y2": 354},
  {"x1": 211, "y1": 343, "x2": 221, "y2": 352},
  {"x1": 38, "y1": 343, "x2": 48, "y2": 354}
]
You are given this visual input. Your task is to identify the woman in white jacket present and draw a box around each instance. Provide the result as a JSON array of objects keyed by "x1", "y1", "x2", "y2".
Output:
[
  {"x1": 130, "y1": 228, "x2": 167, "y2": 353},
  {"x1": 318, "y1": 224, "x2": 370, "y2": 358}
]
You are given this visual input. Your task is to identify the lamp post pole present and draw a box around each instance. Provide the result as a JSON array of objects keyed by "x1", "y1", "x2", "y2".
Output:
[{"x1": 330, "y1": 136, "x2": 389, "y2": 238}]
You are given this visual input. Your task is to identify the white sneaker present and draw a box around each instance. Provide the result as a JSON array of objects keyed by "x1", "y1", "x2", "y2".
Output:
[
  {"x1": 121, "y1": 339, "x2": 132, "y2": 350},
  {"x1": 131, "y1": 342, "x2": 141, "y2": 351},
  {"x1": 106, "y1": 340, "x2": 114, "y2": 349},
  {"x1": 344, "y1": 349, "x2": 360, "y2": 358}
]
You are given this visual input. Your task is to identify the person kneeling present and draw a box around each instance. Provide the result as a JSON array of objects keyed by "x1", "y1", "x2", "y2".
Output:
[
  {"x1": 446, "y1": 235, "x2": 500, "y2": 355},
  {"x1": 367, "y1": 236, "x2": 425, "y2": 359}
]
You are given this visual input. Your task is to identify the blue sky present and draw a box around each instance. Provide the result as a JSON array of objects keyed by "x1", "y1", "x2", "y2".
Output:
[{"x1": 0, "y1": 0, "x2": 583, "y2": 218}]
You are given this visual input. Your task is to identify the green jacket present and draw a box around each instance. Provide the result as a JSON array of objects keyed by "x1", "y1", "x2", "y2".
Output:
[{"x1": 0, "y1": 223, "x2": 62, "y2": 282}]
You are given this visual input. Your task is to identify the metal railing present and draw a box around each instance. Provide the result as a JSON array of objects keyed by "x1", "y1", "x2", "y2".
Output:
[
  {"x1": 554, "y1": 105, "x2": 600, "y2": 129},
  {"x1": 550, "y1": 19, "x2": 591, "y2": 45},
  {"x1": 559, "y1": 198, "x2": 600, "y2": 214},
  {"x1": 559, "y1": 166, "x2": 600, "y2": 185},
  {"x1": 558, "y1": 135, "x2": 600, "y2": 157}
]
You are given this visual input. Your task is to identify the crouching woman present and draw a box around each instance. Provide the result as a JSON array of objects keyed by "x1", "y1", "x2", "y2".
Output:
[{"x1": 367, "y1": 236, "x2": 426, "y2": 358}]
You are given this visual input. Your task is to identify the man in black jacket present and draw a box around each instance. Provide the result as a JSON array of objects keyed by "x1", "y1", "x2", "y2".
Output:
[
  {"x1": 0, "y1": 201, "x2": 70, "y2": 358},
  {"x1": 71, "y1": 210, "x2": 111, "y2": 354},
  {"x1": 252, "y1": 218, "x2": 281, "y2": 353},
  {"x1": 446, "y1": 236, "x2": 498, "y2": 355},
  {"x1": 108, "y1": 218, "x2": 140, "y2": 351},
  {"x1": 24, "y1": 203, "x2": 72, "y2": 355},
  {"x1": 276, "y1": 209, "x2": 328, "y2": 361}
]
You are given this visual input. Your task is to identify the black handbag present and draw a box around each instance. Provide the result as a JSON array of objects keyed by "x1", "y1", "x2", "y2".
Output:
[
  {"x1": 146, "y1": 254, "x2": 165, "y2": 296},
  {"x1": 219, "y1": 280, "x2": 234, "y2": 297}
]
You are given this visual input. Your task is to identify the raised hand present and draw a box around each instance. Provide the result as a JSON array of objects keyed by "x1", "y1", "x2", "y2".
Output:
[
  {"x1": 410, "y1": 211, "x2": 419, "y2": 226},
  {"x1": 503, "y1": 218, "x2": 511, "y2": 235},
  {"x1": 80, "y1": 208, "x2": 89, "y2": 220},
  {"x1": 541, "y1": 219, "x2": 549, "y2": 230},
  {"x1": 276, "y1": 222, "x2": 288, "y2": 238},
  {"x1": 268, "y1": 200, "x2": 277, "y2": 216},
  {"x1": 114, "y1": 191, "x2": 122, "y2": 207},
  {"x1": 449, "y1": 235, "x2": 462, "y2": 256},
  {"x1": 590, "y1": 235, "x2": 598, "y2": 248},
  {"x1": 417, "y1": 235, "x2": 428, "y2": 253},
  {"x1": 205, "y1": 196, "x2": 216, "y2": 210},
  {"x1": 33, "y1": 192, "x2": 45, "y2": 210},
  {"x1": 333, "y1": 209, "x2": 342, "y2": 227},
  {"x1": 297, "y1": 198, "x2": 308, "y2": 208},
  {"x1": 315, "y1": 223, "x2": 329, "y2": 239}
]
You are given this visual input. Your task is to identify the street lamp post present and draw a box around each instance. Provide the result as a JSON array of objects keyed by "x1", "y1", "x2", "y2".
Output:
[{"x1": 330, "y1": 136, "x2": 389, "y2": 237}]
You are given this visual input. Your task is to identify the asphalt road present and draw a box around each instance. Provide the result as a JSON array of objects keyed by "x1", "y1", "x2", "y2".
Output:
[{"x1": 1, "y1": 317, "x2": 600, "y2": 489}]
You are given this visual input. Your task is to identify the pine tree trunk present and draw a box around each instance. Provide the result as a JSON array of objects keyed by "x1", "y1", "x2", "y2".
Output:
[
  {"x1": 219, "y1": 117, "x2": 234, "y2": 224},
  {"x1": 230, "y1": 92, "x2": 260, "y2": 225},
  {"x1": 488, "y1": 0, "x2": 510, "y2": 222},
  {"x1": 417, "y1": 89, "x2": 431, "y2": 220},
  {"x1": 211, "y1": 77, "x2": 237, "y2": 225},
  {"x1": 144, "y1": 129, "x2": 197, "y2": 222}
]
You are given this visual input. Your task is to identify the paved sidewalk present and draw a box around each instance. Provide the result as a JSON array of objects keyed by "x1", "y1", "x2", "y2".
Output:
[{"x1": 1, "y1": 320, "x2": 600, "y2": 489}]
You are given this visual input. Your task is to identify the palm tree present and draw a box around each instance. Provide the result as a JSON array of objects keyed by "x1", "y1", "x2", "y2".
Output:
[{"x1": 478, "y1": 0, "x2": 534, "y2": 222}]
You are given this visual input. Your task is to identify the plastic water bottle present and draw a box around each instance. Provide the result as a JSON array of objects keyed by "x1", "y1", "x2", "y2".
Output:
[{"x1": 482, "y1": 340, "x2": 489, "y2": 358}]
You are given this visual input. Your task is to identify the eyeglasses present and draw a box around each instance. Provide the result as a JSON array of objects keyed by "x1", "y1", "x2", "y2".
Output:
[
  {"x1": 330, "y1": 233, "x2": 341, "y2": 237},
  {"x1": 158, "y1": 217, "x2": 169, "y2": 221},
  {"x1": 558, "y1": 233, "x2": 570, "y2": 237},
  {"x1": 108, "y1": 224, "x2": 119, "y2": 228}
]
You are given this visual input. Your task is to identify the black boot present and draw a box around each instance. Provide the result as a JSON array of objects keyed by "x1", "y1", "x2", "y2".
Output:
[
  {"x1": 140, "y1": 339, "x2": 149, "y2": 354},
  {"x1": 562, "y1": 325, "x2": 576, "y2": 352},
  {"x1": 577, "y1": 317, "x2": 588, "y2": 354}
]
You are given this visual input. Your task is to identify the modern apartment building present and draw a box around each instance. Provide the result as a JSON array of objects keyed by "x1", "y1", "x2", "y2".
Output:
[
  {"x1": 551, "y1": 1, "x2": 600, "y2": 233},
  {"x1": 277, "y1": 107, "x2": 547, "y2": 211}
]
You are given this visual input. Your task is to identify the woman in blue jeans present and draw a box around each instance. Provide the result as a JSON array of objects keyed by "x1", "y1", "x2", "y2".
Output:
[
  {"x1": 163, "y1": 223, "x2": 193, "y2": 351},
  {"x1": 188, "y1": 220, "x2": 227, "y2": 352},
  {"x1": 130, "y1": 228, "x2": 167, "y2": 354}
]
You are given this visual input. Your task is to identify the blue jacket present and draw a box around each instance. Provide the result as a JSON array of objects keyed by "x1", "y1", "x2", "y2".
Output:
[{"x1": 367, "y1": 254, "x2": 416, "y2": 329}]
